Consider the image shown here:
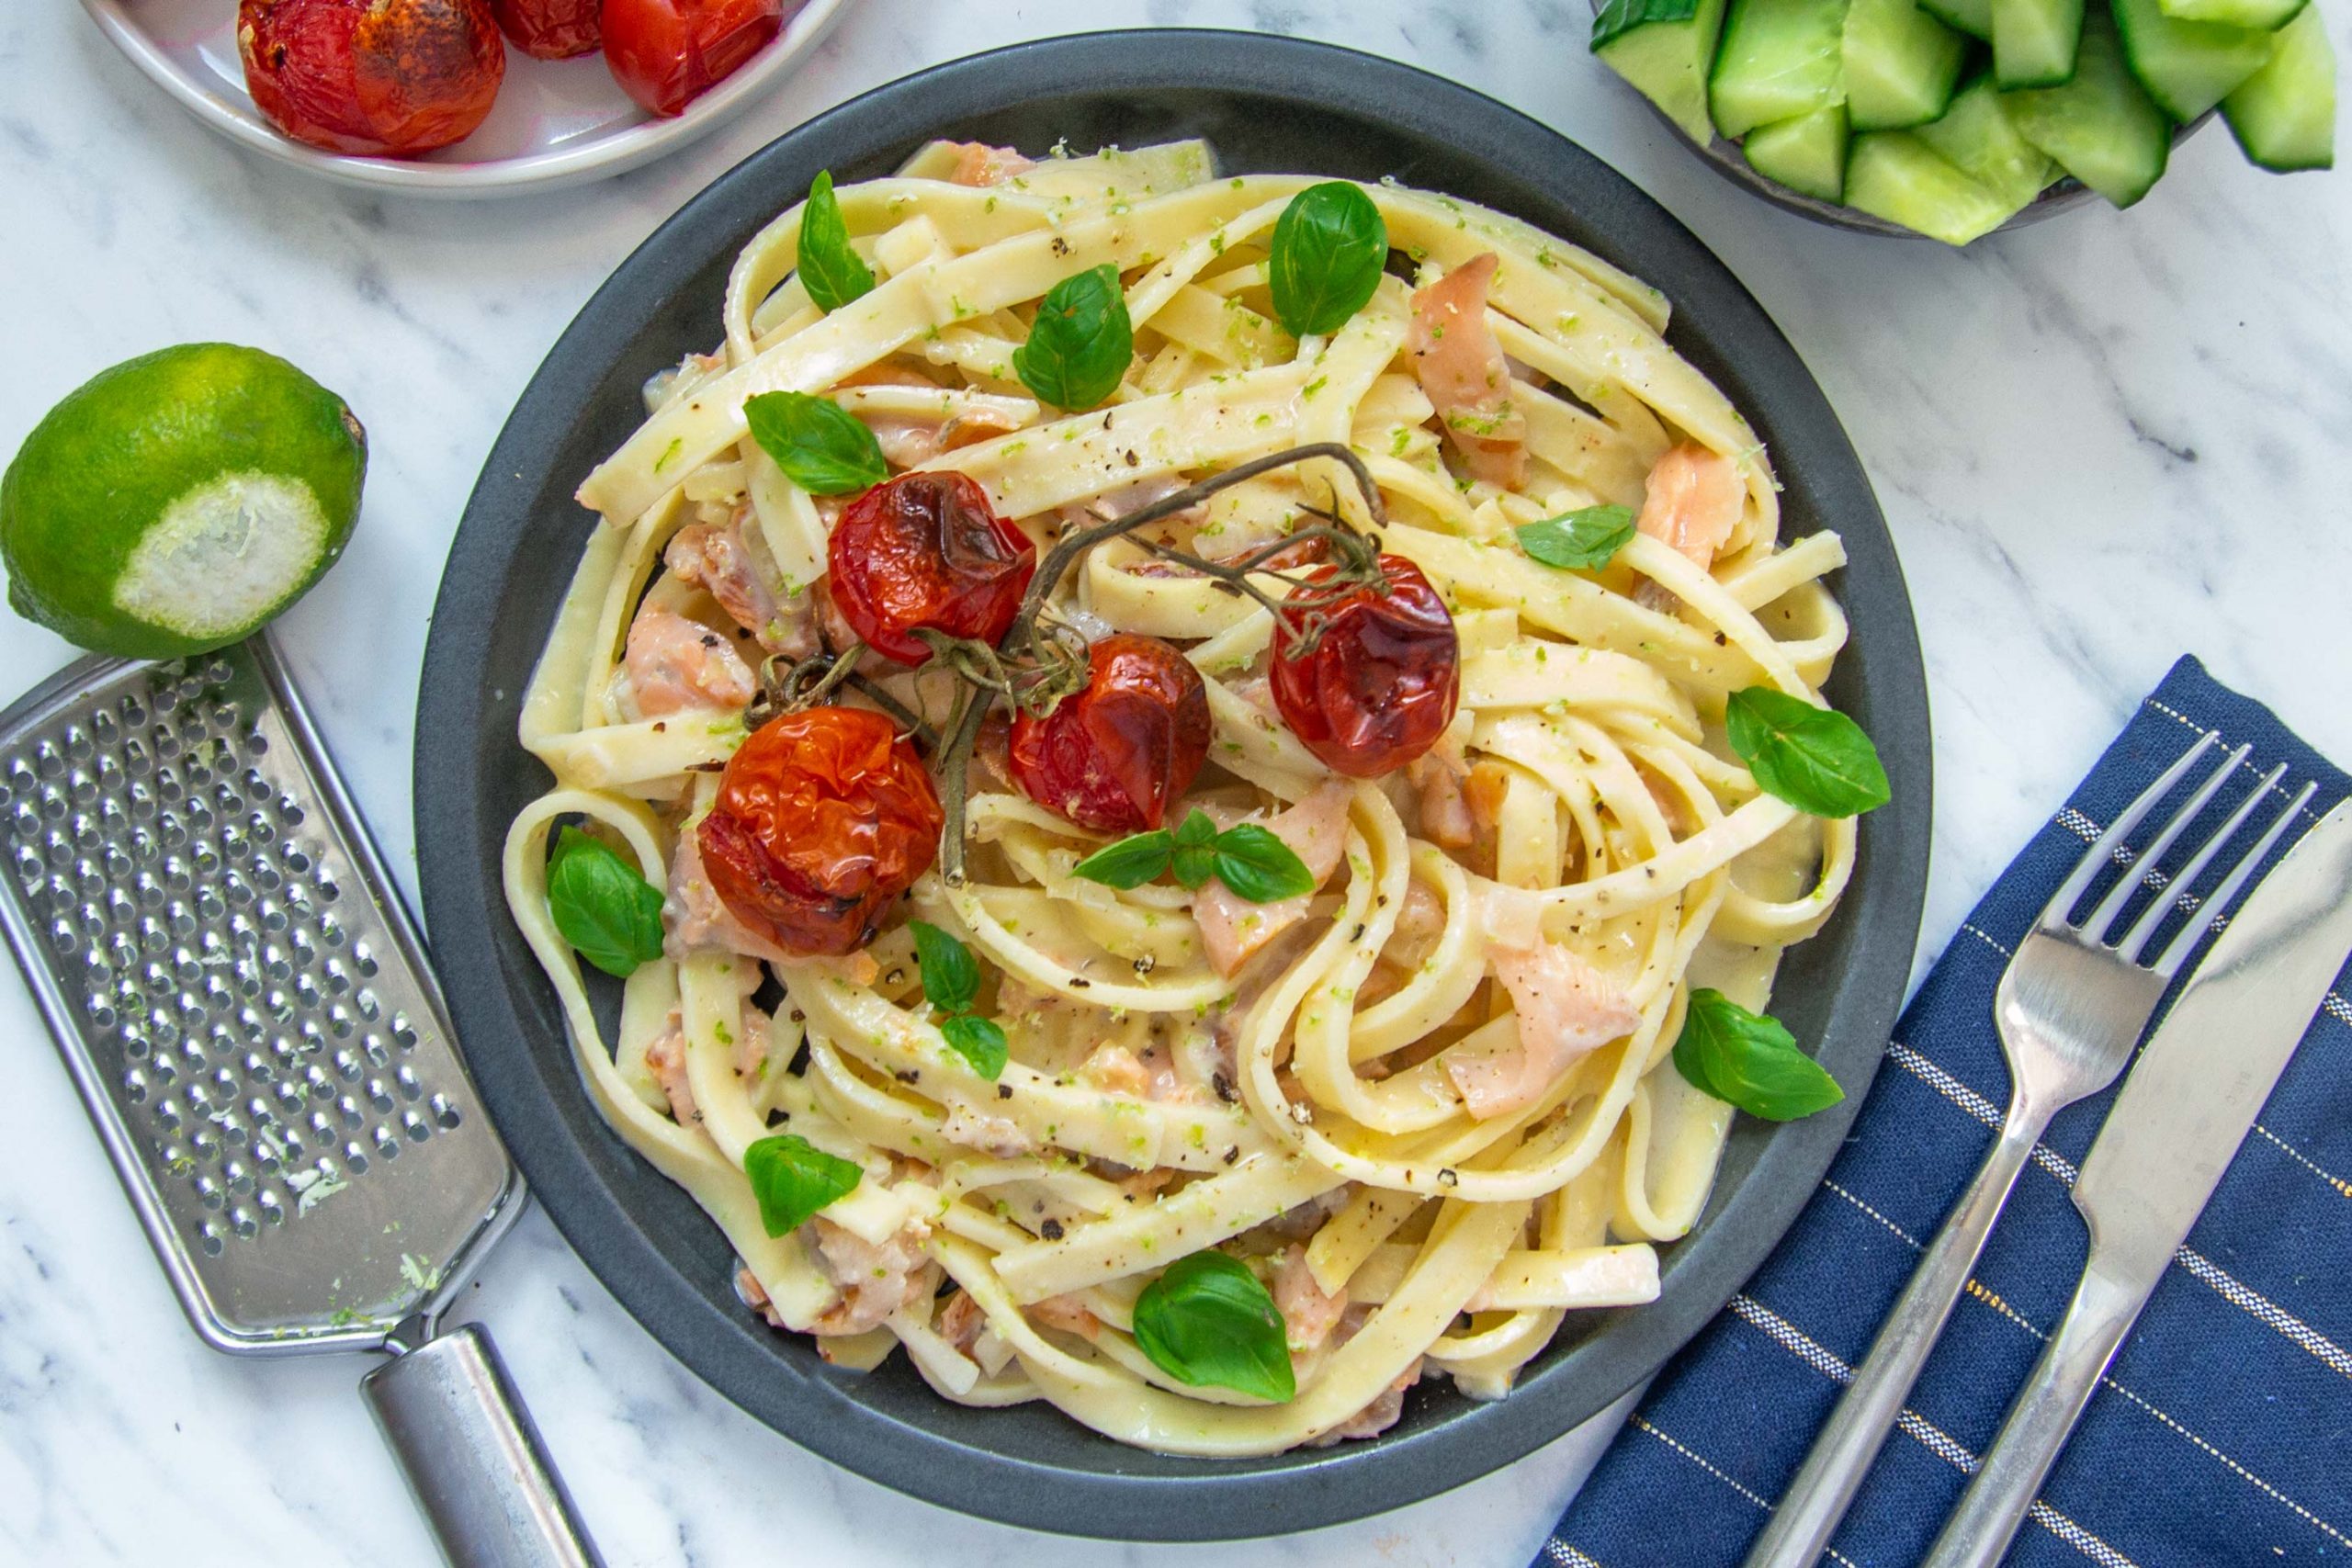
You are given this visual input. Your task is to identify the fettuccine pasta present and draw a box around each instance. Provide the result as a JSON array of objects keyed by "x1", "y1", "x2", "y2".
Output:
[{"x1": 503, "y1": 138, "x2": 1859, "y2": 1454}]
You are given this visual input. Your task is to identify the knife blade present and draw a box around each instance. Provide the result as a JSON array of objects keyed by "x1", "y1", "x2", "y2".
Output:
[
  {"x1": 2071, "y1": 795, "x2": 2352, "y2": 1278},
  {"x1": 1922, "y1": 797, "x2": 2352, "y2": 1568}
]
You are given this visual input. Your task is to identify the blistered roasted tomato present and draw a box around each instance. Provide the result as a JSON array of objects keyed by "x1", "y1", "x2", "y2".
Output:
[
  {"x1": 697, "y1": 706, "x2": 944, "y2": 956},
  {"x1": 237, "y1": 0, "x2": 505, "y2": 157},
  {"x1": 601, "y1": 0, "x2": 784, "y2": 118},
  {"x1": 1269, "y1": 556, "x2": 1459, "y2": 778},
  {"x1": 1008, "y1": 636, "x2": 1212, "y2": 834},
  {"x1": 828, "y1": 472, "x2": 1037, "y2": 666},
  {"x1": 491, "y1": 0, "x2": 600, "y2": 57}
]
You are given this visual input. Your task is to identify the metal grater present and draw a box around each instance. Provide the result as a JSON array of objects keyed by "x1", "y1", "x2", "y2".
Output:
[{"x1": 0, "y1": 636, "x2": 596, "y2": 1566}]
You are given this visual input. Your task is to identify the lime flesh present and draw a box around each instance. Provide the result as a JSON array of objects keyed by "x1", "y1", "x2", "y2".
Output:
[{"x1": 2, "y1": 344, "x2": 367, "y2": 659}]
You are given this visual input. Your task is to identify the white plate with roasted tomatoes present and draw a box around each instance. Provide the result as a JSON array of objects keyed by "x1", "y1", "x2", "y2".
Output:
[{"x1": 79, "y1": 0, "x2": 852, "y2": 197}]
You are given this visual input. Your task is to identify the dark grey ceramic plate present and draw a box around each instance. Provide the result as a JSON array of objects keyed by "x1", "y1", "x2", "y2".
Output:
[{"x1": 415, "y1": 29, "x2": 1931, "y2": 1540}]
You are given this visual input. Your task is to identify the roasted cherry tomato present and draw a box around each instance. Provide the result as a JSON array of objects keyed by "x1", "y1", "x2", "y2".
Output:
[
  {"x1": 1008, "y1": 636, "x2": 1211, "y2": 834},
  {"x1": 828, "y1": 471, "x2": 1036, "y2": 666},
  {"x1": 238, "y1": 0, "x2": 505, "y2": 157},
  {"x1": 698, "y1": 706, "x2": 944, "y2": 956},
  {"x1": 601, "y1": 0, "x2": 783, "y2": 118},
  {"x1": 491, "y1": 0, "x2": 600, "y2": 57},
  {"x1": 1269, "y1": 556, "x2": 1459, "y2": 778}
]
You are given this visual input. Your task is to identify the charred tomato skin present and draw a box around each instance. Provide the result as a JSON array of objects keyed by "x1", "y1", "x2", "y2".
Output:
[
  {"x1": 237, "y1": 0, "x2": 505, "y2": 157},
  {"x1": 828, "y1": 471, "x2": 1037, "y2": 667},
  {"x1": 490, "y1": 0, "x2": 600, "y2": 57},
  {"x1": 697, "y1": 706, "x2": 944, "y2": 956},
  {"x1": 1008, "y1": 635, "x2": 1212, "y2": 834},
  {"x1": 601, "y1": 0, "x2": 783, "y2": 118},
  {"x1": 1270, "y1": 556, "x2": 1460, "y2": 778}
]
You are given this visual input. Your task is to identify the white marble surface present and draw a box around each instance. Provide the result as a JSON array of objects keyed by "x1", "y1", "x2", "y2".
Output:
[{"x1": 2, "y1": 0, "x2": 2348, "y2": 1562}]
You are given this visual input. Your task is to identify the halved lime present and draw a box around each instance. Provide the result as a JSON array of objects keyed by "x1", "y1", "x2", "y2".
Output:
[{"x1": 2, "y1": 344, "x2": 367, "y2": 659}]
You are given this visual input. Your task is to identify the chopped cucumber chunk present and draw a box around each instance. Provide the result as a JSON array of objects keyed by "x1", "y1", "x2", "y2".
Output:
[
  {"x1": 1745, "y1": 102, "x2": 1856, "y2": 195},
  {"x1": 2111, "y1": 0, "x2": 2278, "y2": 119},
  {"x1": 1993, "y1": 0, "x2": 2086, "y2": 85},
  {"x1": 1711, "y1": 0, "x2": 1854, "y2": 139},
  {"x1": 2007, "y1": 10, "x2": 2174, "y2": 205},
  {"x1": 2222, "y1": 3, "x2": 2336, "y2": 170},
  {"x1": 1916, "y1": 73, "x2": 2062, "y2": 203},
  {"x1": 1596, "y1": 0, "x2": 1736, "y2": 143},
  {"x1": 1922, "y1": 0, "x2": 1996, "y2": 39},
  {"x1": 2157, "y1": 0, "x2": 2305, "y2": 29},
  {"x1": 1846, "y1": 0, "x2": 1971, "y2": 126},
  {"x1": 1845, "y1": 131, "x2": 2022, "y2": 240}
]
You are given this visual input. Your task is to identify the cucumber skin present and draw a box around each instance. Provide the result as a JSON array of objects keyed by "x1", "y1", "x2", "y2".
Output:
[
  {"x1": 1844, "y1": 131, "x2": 2019, "y2": 241},
  {"x1": 1993, "y1": 0, "x2": 2087, "y2": 86},
  {"x1": 1745, "y1": 102, "x2": 1855, "y2": 196},
  {"x1": 1598, "y1": 0, "x2": 1736, "y2": 144},
  {"x1": 2157, "y1": 0, "x2": 2305, "y2": 28},
  {"x1": 2222, "y1": 3, "x2": 2336, "y2": 170},
  {"x1": 2007, "y1": 11, "x2": 2173, "y2": 206},
  {"x1": 1710, "y1": 0, "x2": 1855, "y2": 140},
  {"x1": 2110, "y1": 0, "x2": 2279, "y2": 120},
  {"x1": 1921, "y1": 0, "x2": 1995, "y2": 39},
  {"x1": 1845, "y1": 0, "x2": 1971, "y2": 128}
]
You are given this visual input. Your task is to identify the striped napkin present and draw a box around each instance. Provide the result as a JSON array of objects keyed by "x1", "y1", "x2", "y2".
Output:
[{"x1": 1539, "y1": 656, "x2": 2352, "y2": 1568}]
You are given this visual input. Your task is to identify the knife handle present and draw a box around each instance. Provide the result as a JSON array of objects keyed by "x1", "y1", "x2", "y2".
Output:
[
  {"x1": 1919, "y1": 1261, "x2": 2147, "y2": 1568},
  {"x1": 1743, "y1": 1110, "x2": 2048, "y2": 1568}
]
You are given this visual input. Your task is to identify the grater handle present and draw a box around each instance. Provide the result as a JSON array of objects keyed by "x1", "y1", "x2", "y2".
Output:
[{"x1": 362, "y1": 1322, "x2": 604, "y2": 1568}]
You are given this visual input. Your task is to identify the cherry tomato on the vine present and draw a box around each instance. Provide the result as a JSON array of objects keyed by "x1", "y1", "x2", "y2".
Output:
[
  {"x1": 1269, "y1": 556, "x2": 1459, "y2": 778},
  {"x1": 238, "y1": 0, "x2": 505, "y2": 157},
  {"x1": 601, "y1": 0, "x2": 783, "y2": 118},
  {"x1": 492, "y1": 0, "x2": 601, "y2": 57},
  {"x1": 698, "y1": 706, "x2": 943, "y2": 956},
  {"x1": 828, "y1": 471, "x2": 1036, "y2": 666},
  {"x1": 1008, "y1": 636, "x2": 1211, "y2": 834}
]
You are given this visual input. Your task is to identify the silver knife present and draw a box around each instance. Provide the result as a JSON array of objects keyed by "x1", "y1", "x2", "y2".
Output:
[{"x1": 1922, "y1": 797, "x2": 2352, "y2": 1568}]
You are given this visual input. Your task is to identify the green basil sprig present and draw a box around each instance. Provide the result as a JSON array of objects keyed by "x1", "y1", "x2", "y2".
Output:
[
  {"x1": 797, "y1": 169, "x2": 876, "y2": 313},
  {"x1": 1268, "y1": 182, "x2": 1389, "y2": 339},
  {"x1": 744, "y1": 390, "x2": 888, "y2": 495},
  {"x1": 547, "y1": 826, "x2": 665, "y2": 978},
  {"x1": 910, "y1": 920, "x2": 1009, "y2": 1079},
  {"x1": 1591, "y1": 0, "x2": 1702, "y2": 49},
  {"x1": 1672, "y1": 988, "x2": 1844, "y2": 1122},
  {"x1": 1725, "y1": 687, "x2": 1891, "y2": 819},
  {"x1": 1071, "y1": 809, "x2": 1316, "y2": 903},
  {"x1": 1014, "y1": 264, "x2": 1134, "y2": 412},
  {"x1": 1515, "y1": 504, "x2": 1636, "y2": 571},
  {"x1": 743, "y1": 1133, "x2": 864, "y2": 1236},
  {"x1": 1131, "y1": 1250, "x2": 1296, "y2": 1402}
]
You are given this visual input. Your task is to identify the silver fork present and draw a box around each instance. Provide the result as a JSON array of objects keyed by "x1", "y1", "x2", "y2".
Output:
[{"x1": 1743, "y1": 731, "x2": 2304, "y2": 1568}]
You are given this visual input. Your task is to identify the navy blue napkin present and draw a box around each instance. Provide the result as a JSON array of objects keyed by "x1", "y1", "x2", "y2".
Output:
[{"x1": 1540, "y1": 657, "x2": 2352, "y2": 1568}]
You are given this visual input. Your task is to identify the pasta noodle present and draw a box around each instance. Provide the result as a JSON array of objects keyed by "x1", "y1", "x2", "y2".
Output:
[{"x1": 502, "y1": 139, "x2": 1859, "y2": 1455}]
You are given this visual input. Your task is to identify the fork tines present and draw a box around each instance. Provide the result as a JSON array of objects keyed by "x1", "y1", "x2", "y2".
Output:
[{"x1": 2045, "y1": 731, "x2": 2319, "y2": 977}]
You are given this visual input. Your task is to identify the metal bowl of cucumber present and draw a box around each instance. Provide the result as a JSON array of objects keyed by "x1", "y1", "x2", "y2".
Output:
[{"x1": 1589, "y1": 0, "x2": 2334, "y2": 243}]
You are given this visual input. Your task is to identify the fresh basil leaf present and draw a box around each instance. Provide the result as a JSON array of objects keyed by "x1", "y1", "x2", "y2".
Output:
[
  {"x1": 742, "y1": 1133, "x2": 863, "y2": 1237},
  {"x1": 1014, "y1": 264, "x2": 1134, "y2": 412},
  {"x1": 1071, "y1": 829, "x2": 1173, "y2": 889},
  {"x1": 910, "y1": 919, "x2": 980, "y2": 1016},
  {"x1": 547, "y1": 826, "x2": 665, "y2": 979},
  {"x1": 1268, "y1": 182, "x2": 1388, "y2": 339},
  {"x1": 1211, "y1": 823, "x2": 1317, "y2": 903},
  {"x1": 744, "y1": 390, "x2": 888, "y2": 496},
  {"x1": 941, "y1": 1014, "x2": 1009, "y2": 1080},
  {"x1": 1725, "y1": 687, "x2": 1891, "y2": 819},
  {"x1": 1672, "y1": 988, "x2": 1845, "y2": 1122},
  {"x1": 1516, "y1": 504, "x2": 1637, "y2": 571},
  {"x1": 797, "y1": 169, "x2": 876, "y2": 313},
  {"x1": 1171, "y1": 843, "x2": 1218, "y2": 890},
  {"x1": 1592, "y1": 0, "x2": 1702, "y2": 50},
  {"x1": 1131, "y1": 1250, "x2": 1296, "y2": 1402},
  {"x1": 1173, "y1": 809, "x2": 1219, "y2": 849}
]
